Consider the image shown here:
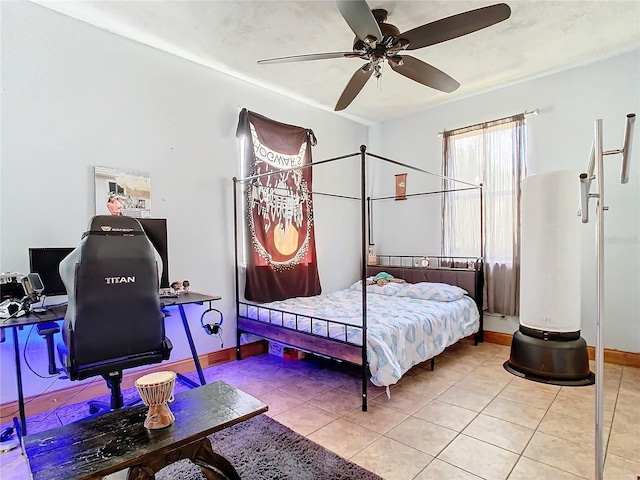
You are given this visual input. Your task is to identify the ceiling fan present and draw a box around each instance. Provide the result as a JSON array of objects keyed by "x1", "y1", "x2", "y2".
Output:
[{"x1": 257, "y1": 1, "x2": 511, "y2": 111}]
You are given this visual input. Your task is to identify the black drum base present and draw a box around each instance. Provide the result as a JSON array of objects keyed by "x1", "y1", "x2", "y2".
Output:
[{"x1": 504, "y1": 330, "x2": 595, "y2": 387}]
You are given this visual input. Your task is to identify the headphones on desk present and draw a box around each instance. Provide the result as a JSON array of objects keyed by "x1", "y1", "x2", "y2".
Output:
[{"x1": 200, "y1": 307, "x2": 224, "y2": 347}]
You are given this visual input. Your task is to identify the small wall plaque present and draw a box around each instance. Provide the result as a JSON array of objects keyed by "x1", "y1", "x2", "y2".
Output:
[{"x1": 395, "y1": 173, "x2": 407, "y2": 201}]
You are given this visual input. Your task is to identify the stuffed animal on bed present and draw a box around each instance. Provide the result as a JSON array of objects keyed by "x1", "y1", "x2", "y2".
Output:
[{"x1": 366, "y1": 272, "x2": 406, "y2": 286}]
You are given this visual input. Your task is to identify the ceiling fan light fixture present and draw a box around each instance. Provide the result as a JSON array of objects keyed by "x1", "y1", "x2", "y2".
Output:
[
  {"x1": 394, "y1": 38, "x2": 409, "y2": 50},
  {"x1": 387, "y1": 56, "x2": 403, "y2": 67}
]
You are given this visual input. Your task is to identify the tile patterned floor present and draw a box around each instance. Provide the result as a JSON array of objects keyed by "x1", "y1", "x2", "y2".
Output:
[{"x1": 1, "y1": 341, "x2": 639, "y2": 479}]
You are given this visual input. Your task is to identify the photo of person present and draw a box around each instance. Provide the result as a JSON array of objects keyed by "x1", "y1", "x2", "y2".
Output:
[
  {"x1": 95, "y1": 166, "x2": 151, "y2": 218},
  {"x1": 106, "y1": 195, "x2": 123, "y2": 215}
]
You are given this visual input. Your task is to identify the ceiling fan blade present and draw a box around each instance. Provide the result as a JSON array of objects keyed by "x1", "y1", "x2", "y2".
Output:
[
  {"x1": 390, "y1": 55, "x2": 460, "y2": 93},
  {"x1": 335, "y1": 64, "x2": 373, "y2": 111},
  {"x1": 336, "y1": 0, "x2": 382, "y2": 43},
  {"x1": 258, "y1": 52, "x2": 359, "y2": 65},
  {"x1": 399, "y1": 3, "x2": 511, "y2": 50}
]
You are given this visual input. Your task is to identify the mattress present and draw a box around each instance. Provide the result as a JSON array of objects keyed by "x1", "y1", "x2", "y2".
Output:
[{"x1": 241, "y1": 288, "x2": 480, "y2": 387}]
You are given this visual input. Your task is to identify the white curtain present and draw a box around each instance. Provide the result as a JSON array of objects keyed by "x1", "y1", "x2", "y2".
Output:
[{"x1": 442, "y1": 114, "x2": 527, "y2": 315}]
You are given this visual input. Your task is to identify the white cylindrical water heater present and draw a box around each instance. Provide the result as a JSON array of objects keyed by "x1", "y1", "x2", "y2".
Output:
[{"x1": 520, "y1": 170, "x2": 582, "y2": 332}]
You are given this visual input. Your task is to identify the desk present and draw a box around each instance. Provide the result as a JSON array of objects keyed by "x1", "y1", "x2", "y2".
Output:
[
  {"x1": 24, "y1": 380, "x2": 268, "y2": 480},
  {"x1": 160, "y1": 292, "x2": 222, "y2": 388},
  {"x1": 0, "y1": 292, "x2": 220, "y2": 437}
]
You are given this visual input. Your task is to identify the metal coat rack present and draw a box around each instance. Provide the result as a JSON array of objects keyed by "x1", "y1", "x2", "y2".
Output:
[{"x1": 579, "y1": 113, "x2": 635, "y2": 480}]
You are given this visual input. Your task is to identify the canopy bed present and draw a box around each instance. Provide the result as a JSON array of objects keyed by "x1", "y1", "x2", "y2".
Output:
[{"x1": 233, "y1": 145, "x2": 484, "y2": 412}]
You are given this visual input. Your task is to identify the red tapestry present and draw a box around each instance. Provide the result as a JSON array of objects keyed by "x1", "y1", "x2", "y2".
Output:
[{"x1": 236, "y1": 109, "x2": 321, "y2": 302}]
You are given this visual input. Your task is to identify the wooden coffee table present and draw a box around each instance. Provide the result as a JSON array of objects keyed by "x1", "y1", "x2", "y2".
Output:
[{"x1": 23, "y1": 380, "x2": 268, "y2": 480}]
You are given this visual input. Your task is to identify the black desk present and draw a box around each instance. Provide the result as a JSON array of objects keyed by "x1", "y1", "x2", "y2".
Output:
[
  {"x1": 0, "y1": 292, "x2": 221, "y2": 437},
  {"x1": 159, "y1": 292, "x2": 222, "y2": 389},
  {"x1": 24, "y1": 380, "x2": 268, "y2": 480}
]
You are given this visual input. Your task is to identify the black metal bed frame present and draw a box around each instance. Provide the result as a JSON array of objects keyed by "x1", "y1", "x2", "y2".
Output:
[{"x1": 232, "y1": 145, "x2": 484, "y2": 412}]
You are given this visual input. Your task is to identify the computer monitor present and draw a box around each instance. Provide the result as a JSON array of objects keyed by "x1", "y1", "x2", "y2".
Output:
[
  {"x1": 29, "y1": 248, "x2": 75, "y2": 296},
  {"x1": 137, "y1": 218, "x2": 170, "y2": 289},
  {"x1": 28, "y1": 220, "x2": 169, "y2": 293}
]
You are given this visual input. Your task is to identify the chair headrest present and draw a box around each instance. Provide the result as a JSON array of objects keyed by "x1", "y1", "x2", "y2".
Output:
[{"x1": 82, "y1": 215, "x2": 146, "y2": 239}]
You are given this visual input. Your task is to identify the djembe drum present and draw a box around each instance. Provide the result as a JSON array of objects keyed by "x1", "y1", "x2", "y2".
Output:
[{"x1": 135, "y1": 371, "x2": 177, "y2": 429}]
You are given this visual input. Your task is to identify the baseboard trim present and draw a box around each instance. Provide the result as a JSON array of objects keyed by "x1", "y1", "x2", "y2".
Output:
[
  {"x1": 483, "y1": 331, "x2": 514, "y2": 346},
  {"x1": 0, "y1": 340, "x2": 267, "y2": 421},
  {"x1": 484, "y1": 331, "x2": 640, "y2": 368},
  {"x1": 5, "y1": 333, "x2": 637, "y2": 421}
]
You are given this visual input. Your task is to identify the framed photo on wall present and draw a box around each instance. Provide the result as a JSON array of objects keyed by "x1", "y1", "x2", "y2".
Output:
[{"x1": 94, "y1": 166, "x2": 151, "y2": 218}]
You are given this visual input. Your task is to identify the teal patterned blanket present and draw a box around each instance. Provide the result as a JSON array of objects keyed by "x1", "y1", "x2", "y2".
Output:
[{"x1": 244, "y1": 287, "x2": 480, "y2": 387}]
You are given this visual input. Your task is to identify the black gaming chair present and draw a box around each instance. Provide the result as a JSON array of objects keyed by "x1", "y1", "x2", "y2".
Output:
[{"x1": 58, "y1": 215, "x2": 172, "y2": 413}]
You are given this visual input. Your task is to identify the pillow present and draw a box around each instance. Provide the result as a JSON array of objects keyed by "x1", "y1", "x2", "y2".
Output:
[
  {"x1": 397, "y1": 282, "x2": 467, "y2": 302},
  {"x1": 349, "y1": 279, "x2": 406, "y2": 296}
]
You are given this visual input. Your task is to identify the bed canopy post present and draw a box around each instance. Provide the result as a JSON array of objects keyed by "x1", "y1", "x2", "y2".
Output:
[
  {"x1": 367, "y1": 196, "x2": 373, "y2": 246},
  {"x1": 233, "y1": 176, "x2": 242, "y2": 361},
  {"x1": 479, "y1": 183, "x2": 484, "y2": 261},
  {"x1": 477, "y1": 183, "x2": 485, "y2": 344},
  {"x1": 360, "y1": 145, "x2": 368, "y2": 412}
]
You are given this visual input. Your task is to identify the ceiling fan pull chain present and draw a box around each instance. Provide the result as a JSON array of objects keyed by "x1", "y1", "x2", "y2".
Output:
[{"x1": 375, "y1": 62, "x2": 383, "y2": 91}]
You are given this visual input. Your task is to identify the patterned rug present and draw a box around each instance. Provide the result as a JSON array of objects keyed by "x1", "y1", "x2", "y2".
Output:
[{"x1": 156, "y1": 414, "x2": 383, "y2": 480}]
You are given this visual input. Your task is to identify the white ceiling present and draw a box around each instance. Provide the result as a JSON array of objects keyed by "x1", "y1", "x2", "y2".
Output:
[{"x1": 34, "y1": 1, "x2": 640, "y2": 125}]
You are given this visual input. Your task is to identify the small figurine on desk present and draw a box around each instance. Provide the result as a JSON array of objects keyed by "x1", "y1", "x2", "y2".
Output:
[{"x1": 168, "y1": 280, "x2": 190, "y2": 294}]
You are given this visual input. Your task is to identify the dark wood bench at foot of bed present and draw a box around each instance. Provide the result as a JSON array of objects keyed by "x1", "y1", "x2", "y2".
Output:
[{"x1": 23, "y1": 381, "x2": 268, "y2": 480}]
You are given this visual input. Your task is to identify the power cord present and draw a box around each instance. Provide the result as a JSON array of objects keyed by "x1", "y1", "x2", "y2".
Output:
[
  {"x1": 0, "y1": 375, "x2": 60, "y2": 420},
  {"x1": 29, "y1": 377, "x2": 98, "y2": 427}
]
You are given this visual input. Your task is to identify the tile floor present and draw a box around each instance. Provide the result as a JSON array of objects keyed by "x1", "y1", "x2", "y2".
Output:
[{"x1": 1, "y1": 341, "x2": 639, "y2": 479}]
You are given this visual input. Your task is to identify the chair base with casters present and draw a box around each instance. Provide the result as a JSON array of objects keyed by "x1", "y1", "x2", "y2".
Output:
[
  {"x1": 58, "y1": 338, "x2": 173, "y2": 416},
  {"x1": 86, "y1": 371, "x2": 138, "y2": 415}
]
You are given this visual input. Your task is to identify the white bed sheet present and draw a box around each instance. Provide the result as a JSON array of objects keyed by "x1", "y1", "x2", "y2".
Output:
[{"x1": 241, "y1": 288, "x2": 480, "y2": 387}]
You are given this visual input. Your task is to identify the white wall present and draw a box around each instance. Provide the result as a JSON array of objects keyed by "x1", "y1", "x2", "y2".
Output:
[
  {"x1": 0, "y1": 2, "x2": 367, "y2": 403},
  {"x1": 369, "y1": 50, "x2": 640, "y2": 352}
]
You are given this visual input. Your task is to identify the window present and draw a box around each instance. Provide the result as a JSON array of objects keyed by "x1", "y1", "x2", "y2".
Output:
[
  {"x1": 107, "y1": 181, "x2": 124, "y2": 195},
  {"x1": 442, "y1": 114, "x2": 527, "y2": 315}
]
